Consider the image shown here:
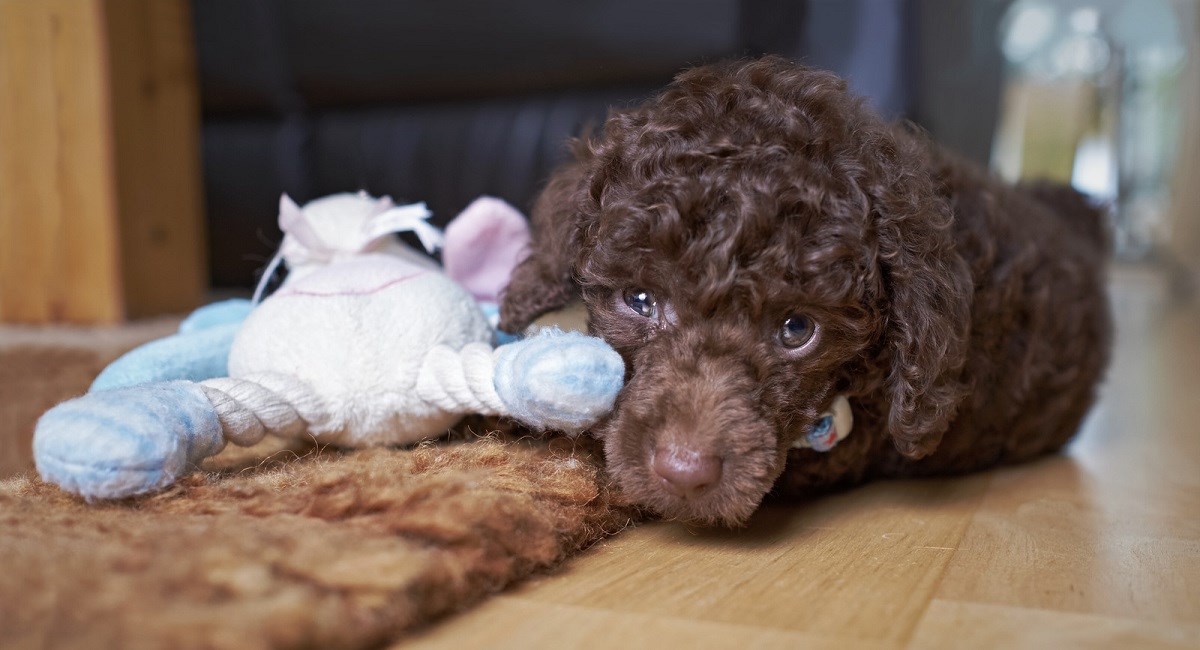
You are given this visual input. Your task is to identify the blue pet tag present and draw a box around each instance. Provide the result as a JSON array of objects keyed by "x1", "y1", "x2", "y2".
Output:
[{"x1": 793, "y1": 395, "x2": 853, "y2": 452}]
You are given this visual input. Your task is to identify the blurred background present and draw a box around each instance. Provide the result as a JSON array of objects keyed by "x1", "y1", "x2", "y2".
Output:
[{"x1": 0, "y1": 0, "x2": 1197, "y2": 322}]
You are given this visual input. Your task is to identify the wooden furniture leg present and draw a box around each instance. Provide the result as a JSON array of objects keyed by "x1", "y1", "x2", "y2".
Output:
[{"x1": 0, "y1": 0, "x2": 205, "y2": 324}]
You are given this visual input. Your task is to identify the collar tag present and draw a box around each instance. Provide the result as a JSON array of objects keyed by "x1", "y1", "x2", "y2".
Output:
[{"x1": 792, "y1": 395, "x2": 853, "y2": 452}]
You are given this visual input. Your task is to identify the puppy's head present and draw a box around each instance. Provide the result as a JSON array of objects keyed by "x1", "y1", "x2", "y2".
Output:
[{"x1": 501, "y1": 57, "x2": 970, "y2": 526}]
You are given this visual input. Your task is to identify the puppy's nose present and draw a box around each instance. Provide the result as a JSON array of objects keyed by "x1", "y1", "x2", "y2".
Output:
[{"x1": 652, "y1": 446, "x2": 723, "y2": 499}]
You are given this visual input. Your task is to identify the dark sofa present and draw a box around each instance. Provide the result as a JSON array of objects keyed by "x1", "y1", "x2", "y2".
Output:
[{"x1": 193, "y1": 0, "x2": 1002, "y2": 289}]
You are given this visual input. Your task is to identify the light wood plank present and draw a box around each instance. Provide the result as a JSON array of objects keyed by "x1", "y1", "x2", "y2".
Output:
[
  {"x1": 0, "y1": 0, "x2": 205, "y2": 324},
  {"x1": 408, "y1": 596, "x2": 896, "y2": 650},
  {"x1": 0, "y1": 0, "x2": 123, "y2": 322},
  {"x1": 102, "y1": 0, "x2": 206, "y2": 319},
  {"x1": 510, "y1": 478, "x2": 988, "y2": 644},
  {"x1": 909, "y1": 600, "x2": 1200, "y2": 650}
]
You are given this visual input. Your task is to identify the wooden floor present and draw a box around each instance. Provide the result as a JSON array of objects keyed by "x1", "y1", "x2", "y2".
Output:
[{"x1": 405, "y1": 269, "x2": 1200, "y2": 649}]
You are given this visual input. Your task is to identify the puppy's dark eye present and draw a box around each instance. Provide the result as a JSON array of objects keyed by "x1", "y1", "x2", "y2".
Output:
[
  {"x1": 779, "y1": 314, "x2": 816, "y2": 348},
  {"x1": 623, "y1": 288, "x2": 657, "y2": 318}
]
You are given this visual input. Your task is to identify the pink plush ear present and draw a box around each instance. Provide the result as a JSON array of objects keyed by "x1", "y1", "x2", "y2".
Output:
[{"x1": 443, "y1": 196, "x2": 531, "y2": 302}]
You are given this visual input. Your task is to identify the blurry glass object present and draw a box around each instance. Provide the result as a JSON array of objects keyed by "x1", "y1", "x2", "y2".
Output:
[{"x1": 991, "y1": 0, "x2": 1187, "y2": 258}]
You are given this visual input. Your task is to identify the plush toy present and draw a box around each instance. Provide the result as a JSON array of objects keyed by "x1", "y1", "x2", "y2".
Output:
[{"x1": 34, "y1": 193, "x2": 625, "y2": 501}]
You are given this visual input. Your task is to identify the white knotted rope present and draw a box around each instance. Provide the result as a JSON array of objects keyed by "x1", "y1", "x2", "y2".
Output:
[
  {"x1": 198, "y1": 373, "x2": 330, "y2": 447},
  {"x1": 193, "y1": 345, "x2": 506, "y2": 448},
  {"x1": 416, "y1": 342, "x2": 506, "y2": 416}
]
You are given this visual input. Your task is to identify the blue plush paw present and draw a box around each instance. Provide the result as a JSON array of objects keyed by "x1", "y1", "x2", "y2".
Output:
[
  {"x1": 493, "y1": 329, "x2": 625, "y2": 433},
  {"x1": 34, "y1": 381, "x2": 224, "y2": 500}
]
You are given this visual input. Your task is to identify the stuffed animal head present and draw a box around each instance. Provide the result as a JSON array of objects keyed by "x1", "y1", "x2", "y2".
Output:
[
  {"x1": 277, "y1": 192, "x2": 442, "y2": 274},
  {"x1": 271, "y1": 192, "x2": 532, "y2": 307}
]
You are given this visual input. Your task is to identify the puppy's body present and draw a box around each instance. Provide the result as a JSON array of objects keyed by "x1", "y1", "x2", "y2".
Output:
[
  {"x1": 776, "y1": 157, "x2": 1111, "y2": 498},
  {"x1": 501, "y1": 58, "x2": 1111, "y2": 525}
]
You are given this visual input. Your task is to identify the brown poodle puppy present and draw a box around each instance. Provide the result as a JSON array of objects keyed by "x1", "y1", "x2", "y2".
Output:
[{"x1": 499, "y1": 57, "x2": 1112, "y2": 526}]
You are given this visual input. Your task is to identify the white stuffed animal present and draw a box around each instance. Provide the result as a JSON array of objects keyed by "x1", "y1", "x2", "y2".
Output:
[{"x1": 34, "y1": 193, "x2": 625, "y2": 500}]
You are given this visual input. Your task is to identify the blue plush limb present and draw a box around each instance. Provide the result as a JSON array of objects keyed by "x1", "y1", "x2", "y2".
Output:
[
  {"x1": 493, "y1": 329, "x2": 625, "y2": 433},
  {"x1": 90, "y1": 299, "x2": 252, "y2": 392},
  {"x1": 33, "y1": 381, "x2": 225, "y2": 500},
  {"x1": 178, "y1": 298, "x2": 253, "y2": 334},
  {"x1": 90, "y1": 324, "x2": 241, "y2": 392}
]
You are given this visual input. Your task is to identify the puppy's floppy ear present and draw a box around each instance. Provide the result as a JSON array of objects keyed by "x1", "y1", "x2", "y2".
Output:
[
  {"x1": 870, "y1": 151, "x2": 972, "y2": 459},
  {"x1": 498, "y1": 161, "x2": 588, "y2": 333}
]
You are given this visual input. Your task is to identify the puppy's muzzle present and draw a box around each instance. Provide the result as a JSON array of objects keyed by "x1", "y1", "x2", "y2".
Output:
[
  {"x1": 652, "y1": 444, "x2": 723, "y2": 499},
  {"x1": 600, "y1": 335, "x2": 780, "y2": 525}
]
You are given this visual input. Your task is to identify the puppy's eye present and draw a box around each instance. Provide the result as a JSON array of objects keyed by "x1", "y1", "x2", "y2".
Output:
[
  {"x1": 779, "y1": 314, "x2": 816, "y2": 349},
  {"x1": 623, "y1": 288, "x2": 658, "y2": 318}
]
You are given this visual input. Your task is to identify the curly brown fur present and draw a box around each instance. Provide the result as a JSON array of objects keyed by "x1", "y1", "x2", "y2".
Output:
[{"x1": 501, "y1": 57, "x2": 1112, "y2": 527}]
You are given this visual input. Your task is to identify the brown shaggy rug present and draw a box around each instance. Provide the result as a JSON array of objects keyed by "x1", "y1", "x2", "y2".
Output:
[{"x1": 0, "y1": 319, "x2": 638, "y2": 649}]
